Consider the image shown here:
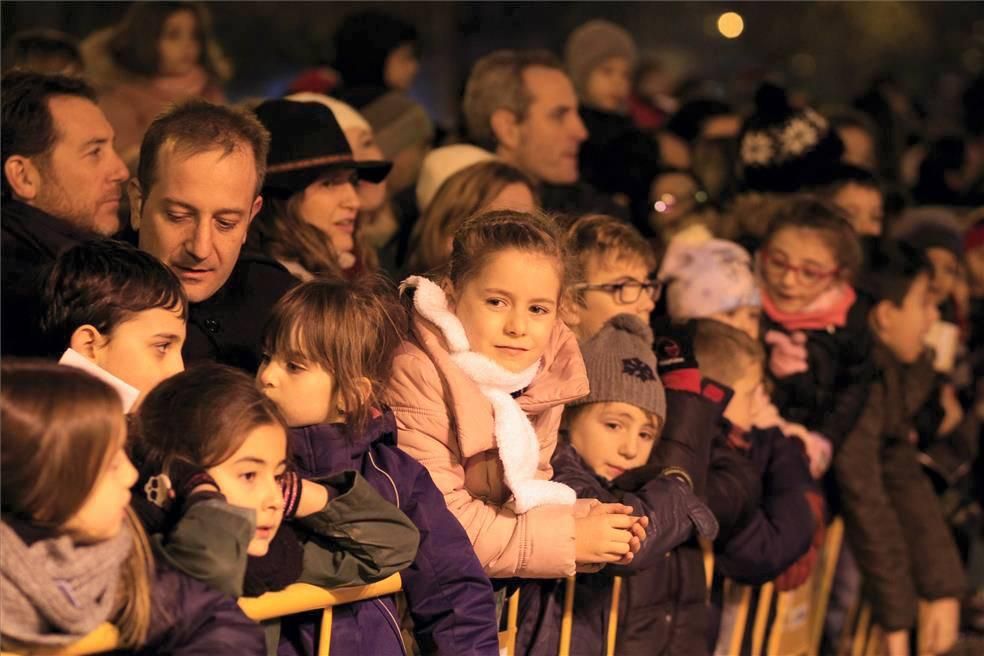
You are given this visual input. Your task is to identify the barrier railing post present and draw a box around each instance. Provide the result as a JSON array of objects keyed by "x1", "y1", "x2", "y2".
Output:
[
  {"x1": 558, "y1": 576, "x2": 576, "y2": 656},
  {"x1": 605, "y1": 576, "x2": 622, "y2": 656}
]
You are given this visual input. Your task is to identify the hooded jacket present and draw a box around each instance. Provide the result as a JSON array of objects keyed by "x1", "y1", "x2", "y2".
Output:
[
  {"x1": 385, "y1": 282, "x2": 592, "y2": 579},
  {"x1": 287, "y1": 411, "x2": 499, "y2": 656}
]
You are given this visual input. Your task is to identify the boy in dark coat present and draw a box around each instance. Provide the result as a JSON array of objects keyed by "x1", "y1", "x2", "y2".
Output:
[
  {"x1": 515, "y1": 314, "x2": 719, "y2": 656},
  {"x1": 834, "y1": 240, "x2": 965, "y2": 656}
]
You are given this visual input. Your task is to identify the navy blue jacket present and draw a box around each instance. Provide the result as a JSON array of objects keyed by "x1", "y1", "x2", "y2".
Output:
[
  {"x1": 285, "y1": 410, "x2": 499, "y2": 656},
  {"x1": 128, "y1": 563, "x2": 266, "y2": 655},
  {"x1": 515, "y1": 441, "x2": 719, "y2": 656},
  {"x1": 711, "y1": 424, "x2": 816, "y2": 585}
]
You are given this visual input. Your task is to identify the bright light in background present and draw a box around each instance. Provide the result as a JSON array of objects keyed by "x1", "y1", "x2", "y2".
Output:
[{"x1": 718, "y1": 12, "x2": 744, "y2": 39}]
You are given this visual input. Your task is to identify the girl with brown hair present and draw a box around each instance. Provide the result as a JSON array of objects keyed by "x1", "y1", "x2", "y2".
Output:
[
  {"x1": 132, "y1": 363, "x2": 418, "y2": 654},
  {"x1": 387, "y1": 209, "x2": 647, "y2": 583},
  {"x1": 81, "y1": 1, "x2": 231, "y2": 166},
  {"x1": 0, "y1": 361, "x2": 264, "y2": 653},
  {"x1": 406, "y1": 160, "x2": 538, "y2": 275},
  {"x1": 257, "y1": 276, "x2": 500, "y2": 655}
]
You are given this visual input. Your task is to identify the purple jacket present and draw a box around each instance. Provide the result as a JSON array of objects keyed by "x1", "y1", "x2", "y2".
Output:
[
  {"x1": 284, "y1": 410, "x2": 499, "y2": 656},
  {"x1": 123, "y1": 562, "x2": 266, "y2": 655}
]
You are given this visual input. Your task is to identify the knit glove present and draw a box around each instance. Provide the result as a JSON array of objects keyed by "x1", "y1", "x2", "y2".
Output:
[
  {"x1": 775, "y1": 490, "x2": 826, "y2": 591},
  {"x1": 651, "y1": 317, "x2": 701, "y2": 392},
  {"x1": 764, "y1": 330, "x2": 809, "y2": 378},
  {"x1": 280, "y1": 468, "x2": 303, "y2": 520}
]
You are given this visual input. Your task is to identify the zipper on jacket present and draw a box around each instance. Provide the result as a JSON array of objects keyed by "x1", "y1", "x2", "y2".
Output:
[{"x1": 368, "y1": 451, "x2": 401, "y2": 508}]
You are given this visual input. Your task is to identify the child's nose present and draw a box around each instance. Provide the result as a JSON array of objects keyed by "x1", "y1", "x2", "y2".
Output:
[{"x1": 620, "y1": 436, "x2": 638, "y2": 460}]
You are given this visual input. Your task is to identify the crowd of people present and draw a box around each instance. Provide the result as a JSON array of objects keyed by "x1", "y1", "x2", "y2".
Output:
[{"x1": 2, "y1": 3, "x2": 983, "y2": 656}]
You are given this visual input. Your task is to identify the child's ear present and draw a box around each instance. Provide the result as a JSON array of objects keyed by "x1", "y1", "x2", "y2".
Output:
[
  {"x1": 870, "y1": 300, "x2": 896, "y2": 334},
  {"x1": 559, "y1": 295, "x2": 582, "y2": 329},
  {"x1": 69, "y1": 325, "x2": 106, "y2": 361},
  {"x1": 354, "y1": 377, "x2": 373, "y2": 405}
]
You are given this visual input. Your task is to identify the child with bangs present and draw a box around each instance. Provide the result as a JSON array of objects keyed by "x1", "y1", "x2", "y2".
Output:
[
  {"x1": 658, "y1": 237, "x2": 833, "y2": 478},
  {"x1": 757, "y1": 195, "x2": 874, "y2": 456},
  {"x1": 385, "y1": 210, "x2": 648, "y2": 599},
  {"x1": 516, "y1": 314, "x2": 719, "y2": 656},
  {"x1": 133, "y1": 363, "x2": 419, "y2": 655},
  {"x1": 1, "y1": 361, "x2": 265, "y2": 654},
  {"x1": 40, "y1": 239, "x2": 188, "y2": 412},
  {"x1": 258, "y1": 276, "x2": 500, "y2": 656}
]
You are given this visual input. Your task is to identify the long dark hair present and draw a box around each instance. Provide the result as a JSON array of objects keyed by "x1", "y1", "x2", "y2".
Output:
[{"x1": 109, "y1": 1, "x2": 230, "y2": 80}]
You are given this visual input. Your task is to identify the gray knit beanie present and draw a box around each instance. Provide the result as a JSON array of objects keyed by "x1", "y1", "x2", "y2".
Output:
[
  {"x1": 571, "y1": 314, "x2": 666, "y2": 422},
  {"x1": 362, "y1": 91, "x2": 435, "y2": 159},
  {"x1": 564, "y1": 20, "x2": 637, "y2": 99}
]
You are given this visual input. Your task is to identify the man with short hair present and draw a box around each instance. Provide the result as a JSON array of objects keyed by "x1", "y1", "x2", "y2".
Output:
[
  {"x1": 1, "y1": 70, "x2": 130, "y2": 356},
  {"x1": 462, "y1": 49, "x2": 626, "y2": 219},
  {"x1": 129, "y1": 99, "x2": 296, "y2": 372}
]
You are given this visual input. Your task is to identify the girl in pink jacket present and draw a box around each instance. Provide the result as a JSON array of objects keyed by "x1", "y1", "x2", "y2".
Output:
[{"x1": 387, "y1": 210, "x2": 646, "y2": 580}]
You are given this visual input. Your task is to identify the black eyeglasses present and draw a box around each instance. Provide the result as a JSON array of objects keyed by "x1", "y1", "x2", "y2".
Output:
[{"x1": 574, "y1": 279, "x2": 663, "y2": 304}]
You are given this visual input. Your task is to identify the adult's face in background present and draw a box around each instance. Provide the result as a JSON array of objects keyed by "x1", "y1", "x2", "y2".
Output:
[{"x1": 130, "y1": 143, "x2": 261, "y2": 303}]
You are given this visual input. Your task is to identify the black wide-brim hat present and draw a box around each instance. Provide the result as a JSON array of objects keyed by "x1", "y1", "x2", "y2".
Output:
[{"x1": 254, "y1": 98, "x2": 392, "y2": 196}]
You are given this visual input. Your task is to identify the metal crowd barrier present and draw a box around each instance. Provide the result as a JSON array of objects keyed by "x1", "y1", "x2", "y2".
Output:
[{"x1": 0, "y1": 574, "x2": 403, "y2": 656}]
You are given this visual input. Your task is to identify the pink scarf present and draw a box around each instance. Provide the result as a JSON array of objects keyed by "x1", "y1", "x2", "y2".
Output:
[{"x1": 760, "y1": 283, "x2": 857, "y2": 331}]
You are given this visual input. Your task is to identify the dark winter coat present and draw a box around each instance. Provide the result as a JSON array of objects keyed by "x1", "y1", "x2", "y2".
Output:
[
  {"x1": 832, "y1": 342, "x2": 966, "y2": 631},
  {"x1": 285, "y1": 411, "x2": 499, "y2": 656},
  {"x1": 710, "y1": 423, "x2": 816, "y2": 585},
  {"x1": 183, "y1": 253, "x2": 297, "y2": 373},
  {"x1": 761, "y1": 294, "x2": 875, "y2": 447},
  {"x1": 0, "y1": 199, "x2": 94, "y2": 358},
  {"x1": 578, "y1": 107, "x2": 663, "y2": 225},
  {"x1": 127, "y1": 562, "x2": 267, "y2": 655},
  {"x1": 514, "y1": 441, "x2": 718, "y2": 656}
]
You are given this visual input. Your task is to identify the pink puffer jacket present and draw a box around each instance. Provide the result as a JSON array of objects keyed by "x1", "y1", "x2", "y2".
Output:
[{"x1": 386, "y1": 303, "x2": 590, "y2": 579}]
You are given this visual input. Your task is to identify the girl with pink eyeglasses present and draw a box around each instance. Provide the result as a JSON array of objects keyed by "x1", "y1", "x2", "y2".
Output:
[{"x1": 756, "y1": 195, "x2": 875, "y2": 472}]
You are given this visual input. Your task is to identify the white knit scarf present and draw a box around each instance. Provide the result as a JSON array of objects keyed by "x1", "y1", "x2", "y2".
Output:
[{"x1": 403, "y1": 276, "x2": 576, "y2": 514}]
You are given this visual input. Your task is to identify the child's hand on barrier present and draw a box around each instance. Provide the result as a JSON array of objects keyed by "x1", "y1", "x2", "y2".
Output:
[
  {"x1": 575, "y1": 507, "x2": 640, "y2": 564},
  {"x1": 883, "y1": 629, "x2": 909, "y2": 656},
  {"x1": 919, "y1": 597, "x2": 960, "y2": 655}
]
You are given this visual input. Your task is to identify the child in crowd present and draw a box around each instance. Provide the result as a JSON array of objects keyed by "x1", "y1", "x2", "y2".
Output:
[
  {"x1": 822, "y1": 163, "x2": 885, "y2": 237},
  {"x1": 258, "y1": 277, "x2": 500, "y2": 655},
  {"x1": 82, "y1": 1, "x2": 230, "y2": 166},
  {"x1": 757, "y1": 196, "x2": 874, "y2": 454},
  {"x1": 406, "y1": 159, "x2": 537, "y2": 276},
  {"x1": 564, "y1": 20, "x2": 662, "y2": 225},
  {"x1": 387, "y1": 210, "x2": 647, "y2": 583},
  {"x1": 834, "y1": 240, "x2": 965, "y2": 656},
  {"x1": 250, "y1": 98, "x2": 392, "y2": 280},
  {"x1": 692, "y1": 320, "x2": 821, "y2": 590},
  {"x1": 659, "y1": 237, "x2": 833, "y2": 477},
  {"x1": 39, "y1": 240, "x2": 188, "y2": 411},
  {"x1": 1, "y1": 361, "x2": 265, "y2": 654},
  {"x1": 564, "y1": 214, "x2": 730, "y2": 497},
  {"x1": 516, "y1": 315, "x2": 719, "y2": 656},
  {"x1": 134, "y1": 363, "x2": 419, "y2": 654}
]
